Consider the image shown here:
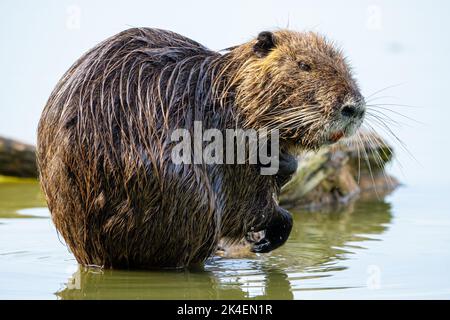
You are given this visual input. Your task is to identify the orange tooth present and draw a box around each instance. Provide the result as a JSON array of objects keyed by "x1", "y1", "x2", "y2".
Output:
[{"x1": 330, "y1": 131, "x2": 344, "y2": 142}]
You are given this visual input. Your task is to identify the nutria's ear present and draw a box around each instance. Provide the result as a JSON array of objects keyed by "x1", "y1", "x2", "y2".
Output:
[{"x1": 253, "y1": 31, "x2": 276, "y2": 58}]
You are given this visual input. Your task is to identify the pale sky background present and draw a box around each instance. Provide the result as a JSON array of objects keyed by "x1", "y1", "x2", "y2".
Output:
[{"x1": 0, "y1": 0, "x2": 449, "y2": 188}]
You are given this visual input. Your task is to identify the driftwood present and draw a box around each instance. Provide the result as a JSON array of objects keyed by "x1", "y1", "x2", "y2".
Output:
[
  {"x1": 280, "y1": 131, "x2": 399, "y2": 210},
  {"x1": 0, "y1": 137, "x2": 37, "y2": 178}
]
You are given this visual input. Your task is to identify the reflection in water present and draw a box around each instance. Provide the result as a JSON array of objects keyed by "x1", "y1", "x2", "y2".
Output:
[
  {"x1": 57, "y1": 198, "x2": 392, "y2": 300},
  {"x1": 57, "y1": 261, "x2": 295, "y2": 300}
]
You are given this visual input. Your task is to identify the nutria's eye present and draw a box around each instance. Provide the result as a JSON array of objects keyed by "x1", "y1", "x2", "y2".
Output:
[{"x1": 298, "y1": 61, "x2": 311, "y2": 72}]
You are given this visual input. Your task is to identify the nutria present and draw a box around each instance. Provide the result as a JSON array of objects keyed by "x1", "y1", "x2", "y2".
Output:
[{"x1": 37, "y1": 28, "x2": 365, "y2": 268}]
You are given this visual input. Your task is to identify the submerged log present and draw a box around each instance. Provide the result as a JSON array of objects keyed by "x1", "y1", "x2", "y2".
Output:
[
  {"x1": 280, "y1": 131, "x2": 399, "y2": 210},
  {"x1": 0, "y1": 137, "x2": 37, "y2": 178}
]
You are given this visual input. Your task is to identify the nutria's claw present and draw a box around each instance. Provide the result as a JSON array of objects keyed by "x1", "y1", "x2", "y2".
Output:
[{"x1": 250, "y1": 207, "x2": 293, "y2": 253}]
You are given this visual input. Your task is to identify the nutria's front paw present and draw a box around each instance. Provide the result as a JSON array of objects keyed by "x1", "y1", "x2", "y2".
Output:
[
  {"x1": 276, "y1": 152, "x2": 298, "y2": 188},
  {"x1": 250, "y1": 206, "x2": 293, "y2": 253}
]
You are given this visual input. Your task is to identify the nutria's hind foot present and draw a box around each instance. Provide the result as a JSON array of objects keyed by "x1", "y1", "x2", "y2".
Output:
[{"x1": 248, "y1": 206, "x2": 293, "y2": 253}]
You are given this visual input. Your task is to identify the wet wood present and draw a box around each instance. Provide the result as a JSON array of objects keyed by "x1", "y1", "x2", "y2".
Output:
[
  {"x1": 280, "y1": 131, "x2": 399, "y2": 210},
  {"x1": 0, "y1": 137, "x2": 37, "y2": 178}
]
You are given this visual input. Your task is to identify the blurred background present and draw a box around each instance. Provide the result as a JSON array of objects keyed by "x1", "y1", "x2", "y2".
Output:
[
  {"x1": 1, "y1": 0, "x2": 449, "y2": 188},
  {"x1": 1, "y1": 0, "x2": 450, "y2": 299}
]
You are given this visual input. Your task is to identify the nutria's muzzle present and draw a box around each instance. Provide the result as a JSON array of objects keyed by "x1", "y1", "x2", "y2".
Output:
[{"x1": 329, "y1": 95, "x2": 366, "y2": 143}]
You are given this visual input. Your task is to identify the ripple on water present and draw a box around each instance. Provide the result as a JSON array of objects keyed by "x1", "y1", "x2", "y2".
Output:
[{"x1": 16, "y1": 207, "x2": 50, "y2": 218}]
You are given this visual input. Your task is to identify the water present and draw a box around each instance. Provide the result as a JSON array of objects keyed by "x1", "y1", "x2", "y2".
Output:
[{"x1": 1, "y1": 180, "x2": 449, "y2": 299}]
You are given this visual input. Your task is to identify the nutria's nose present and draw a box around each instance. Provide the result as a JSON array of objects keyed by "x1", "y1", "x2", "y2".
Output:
[{"x1": 341, "y1": 104, "x2": 365, "y2": 119}]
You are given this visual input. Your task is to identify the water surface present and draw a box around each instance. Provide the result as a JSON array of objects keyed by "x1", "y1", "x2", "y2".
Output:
[{"x1": 0, "y1": 180, "x2": 449, "y2": 299}]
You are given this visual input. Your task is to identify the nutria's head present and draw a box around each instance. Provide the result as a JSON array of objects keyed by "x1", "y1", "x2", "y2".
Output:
[{"x1": 227, "y1": 30, "x2": 365, "y2": 151}]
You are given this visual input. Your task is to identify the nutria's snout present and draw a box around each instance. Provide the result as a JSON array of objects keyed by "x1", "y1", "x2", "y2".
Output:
[
  {"x1": 341, "y1": 102, "x2": 365, "y2": 119},
  {"x1": 327, "y1": 94, "x2": 366, "y2": 144},
  {"x1": 340, "y1": 95, "x2": 366, "y2": 132}
]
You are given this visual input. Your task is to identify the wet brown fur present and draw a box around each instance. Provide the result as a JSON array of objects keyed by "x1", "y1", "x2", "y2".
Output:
[{"x1": 37, "y1": 28, "x2": 361, "y2": 268}]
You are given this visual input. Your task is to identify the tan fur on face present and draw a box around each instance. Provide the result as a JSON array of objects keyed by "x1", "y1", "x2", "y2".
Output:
[{"x1": 221, "y1": 30, "x2": 362, "y2": 152}]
